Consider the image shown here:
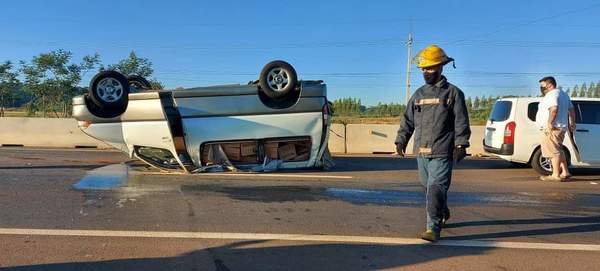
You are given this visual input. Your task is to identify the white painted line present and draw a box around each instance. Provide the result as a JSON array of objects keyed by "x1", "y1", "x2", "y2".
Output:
[
  {"x1": 0, "y1": 228, "x2": 599, "y2": 252},
  {"x1": 140, "y1": 171, "x2": 353, "y2": 179},
  {"x1": 201, "y1": 173, "x2": 353, "y2": 179}
]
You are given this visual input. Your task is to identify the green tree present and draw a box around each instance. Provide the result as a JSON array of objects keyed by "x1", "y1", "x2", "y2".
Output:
[
  {"x1": 465, "y1": 96, "x2": 473, "y2": 109},
  {"x1": 587, "y1": 82, "x2": 595, "y2": 98},
  {"x1": 108, "y1": 51, "x2": 153, "y2": 77},
  {"x1": 581, "y1": 83, "x2": 588, "y2": 97},
  {"x1": 473, "y1": 96, "x2": 480, "y2": 110},
  {"x1": 572, "y1": 85, "x2": 579, "y2": 97},
  {"x1": 0, "y1": 61, "x2": 20, "y2": 117},
  {"x1": 107, "y1": 50, "x2": 163, "y2": 89},
  {"x1": 20, "y1": 50, "x2": 100, "y2": 117}
]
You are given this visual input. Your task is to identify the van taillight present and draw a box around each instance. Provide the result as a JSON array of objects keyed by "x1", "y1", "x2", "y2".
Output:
[
  {"x1": 322, "y1": 104, "x2": 330, "y2": 124},
  {"x1": 504, "y1": 121, "x2": 516, "y2": 144}
]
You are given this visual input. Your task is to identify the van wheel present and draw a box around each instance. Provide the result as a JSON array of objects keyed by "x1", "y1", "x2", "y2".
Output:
[
  {"x1": 531, "y1": 148, "x2": 552, "y2": 175},
  {"x1": 89, "y1": 70, "x2": 130, "y2": 115},
  {"x1": 531, "y1": 148, "x2": 571, "y2": 176},
  {"x1": 259, "y1": 60, "x2": 298, "y2": 100}
]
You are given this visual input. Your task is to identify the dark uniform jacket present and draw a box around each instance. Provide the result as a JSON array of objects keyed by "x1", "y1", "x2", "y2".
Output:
[{"x1": 395, "y1": 76, "x2": 471, "y2": 158}]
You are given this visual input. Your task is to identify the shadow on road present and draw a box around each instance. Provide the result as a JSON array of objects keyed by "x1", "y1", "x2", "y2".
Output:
[
  {"x1": 304, "y1": 156, "x2": 520, "y2": 173},
  {"x1": 445, "y1": 215, "x2": 600, "y2": 240},
  {"x1": 0, "y1": 240, "x2": 493, "y2": 271}
]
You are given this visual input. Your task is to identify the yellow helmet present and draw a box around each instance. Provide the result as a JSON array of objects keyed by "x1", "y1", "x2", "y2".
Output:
[{"x1": 415, "y1": 45, "x2": 454, "y2": 68}]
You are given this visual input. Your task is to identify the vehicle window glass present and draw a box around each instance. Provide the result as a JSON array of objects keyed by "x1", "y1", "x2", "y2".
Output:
[
  {"x1": 528, "y1": 102, "x2": 539, "y2": 121},
  {"x1": 490, "y1": 101, "x2": 512, "y2": 122},
  {"x1": 576, "y1": 102, "x2": 600, "y2": 124},
  {"x1": 136, "y1": 147, "x2": 180, "y2": 169}
]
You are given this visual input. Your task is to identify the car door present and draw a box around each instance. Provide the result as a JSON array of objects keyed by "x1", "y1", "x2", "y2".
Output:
[
  {"x1": 119, "y1": 92, "x2": 188, "y2": 171},
  {"x1": 572, "y1": 101, "x2": 600, "y2": 164}
]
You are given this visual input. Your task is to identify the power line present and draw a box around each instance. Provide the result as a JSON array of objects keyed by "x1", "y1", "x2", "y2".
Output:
[
  {"x1": 448, "y1": 2, "x2": 600, "y2": 45},
  {"x1": 6, "y1": 37, "x2": 600, "y2": 52},
  {"x1": 5, "y1": 16, "x2": 600, "y2": 29},
  {"x1": 153, "y1": 70, "x2": 600, "y2": 78}
]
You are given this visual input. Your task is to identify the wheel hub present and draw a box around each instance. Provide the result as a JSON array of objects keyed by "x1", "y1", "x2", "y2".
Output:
[{"x1": 97, "y1": 78, "x2": 123, "y2": 103}]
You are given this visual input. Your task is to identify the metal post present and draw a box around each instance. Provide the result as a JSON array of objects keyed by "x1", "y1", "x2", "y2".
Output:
[{"x1": 405, "y1": 33, "x2": 413, "y2": 105}]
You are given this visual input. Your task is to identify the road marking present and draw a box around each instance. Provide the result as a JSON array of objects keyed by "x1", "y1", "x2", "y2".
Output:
[
  {"x1": 0, "y1": 228, "x2": 599, "y2": 251},
  {"x1": 142, "y1": 171, "x2": 353, "y2": 179},
  {"x1": 201, "y1": 173, "x2": 353, "y2": 179}
]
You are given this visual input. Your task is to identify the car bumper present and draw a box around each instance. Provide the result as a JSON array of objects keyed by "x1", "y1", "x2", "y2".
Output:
[{"x1": 483, "y1": 141, "x2": 514, "y2": 155}]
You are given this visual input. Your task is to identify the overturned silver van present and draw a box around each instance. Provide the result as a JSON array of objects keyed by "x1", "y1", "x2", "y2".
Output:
[{"x1": 72, "y1": 60, "x2": 332, "y2": 173}]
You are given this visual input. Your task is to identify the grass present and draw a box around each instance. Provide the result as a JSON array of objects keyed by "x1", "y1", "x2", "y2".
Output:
[
  {"x1": 333, "y1": 116, "x2": 488, "y2": 125},
  {"x1": 2, "y1": 110, "x2": 30, "y2": 117},
  {"x1": 1, "y1": 109, "x2": 64, "y2": 118},
  {"x1": 333, "y1": 116, "x2": 400, "y2": 124}
]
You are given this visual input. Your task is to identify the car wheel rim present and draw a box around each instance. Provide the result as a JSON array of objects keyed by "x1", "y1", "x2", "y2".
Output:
[
  {"x1": 267, "y1": 68, "x2": 289, "y2": 92},
  {"x1": 97, "y1": 78, "x2": 124, "y2": 103},
  {"x1": 539, "y1": 156, "x2": 552, "y2": 172}
]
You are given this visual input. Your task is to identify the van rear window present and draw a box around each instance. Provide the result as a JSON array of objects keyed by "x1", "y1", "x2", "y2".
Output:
[{"x1": 490, "y1": 101, "x2": 512, "y2": 122}]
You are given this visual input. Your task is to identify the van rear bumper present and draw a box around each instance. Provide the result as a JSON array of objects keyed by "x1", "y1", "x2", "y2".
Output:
[{"x1": 483, "y1": 140, "x2": 514, "y2": 155}]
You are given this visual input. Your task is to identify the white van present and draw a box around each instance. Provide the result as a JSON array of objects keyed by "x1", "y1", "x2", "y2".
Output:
[
  {"x1": 483, "y1": 97, "x2": 600, "y2": 175},
  {"x1": 72, "y1": 61, "x2": 332, "y2": 173}
]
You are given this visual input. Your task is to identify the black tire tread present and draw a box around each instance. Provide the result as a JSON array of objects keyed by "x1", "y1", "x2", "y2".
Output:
[{"x1": 258, "y1": 60, "x2": 298, "y2": 100}]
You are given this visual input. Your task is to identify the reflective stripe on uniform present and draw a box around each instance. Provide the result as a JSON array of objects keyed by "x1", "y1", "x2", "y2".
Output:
[
  {"x1": 419, "y1": 147, "x2": 432, "y2": 154},
  {"x1": 416, "y1": 98, "x2": 441, "y2": 105}
]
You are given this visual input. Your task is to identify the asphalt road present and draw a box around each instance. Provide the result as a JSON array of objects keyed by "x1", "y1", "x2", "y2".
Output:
[{"x1": 0, "y1": 148, "x2": 599, "y2": 271}]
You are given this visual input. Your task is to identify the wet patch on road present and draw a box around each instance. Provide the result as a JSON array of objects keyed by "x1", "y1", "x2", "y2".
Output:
[
  {"x1": 325, "y1": 188, "x2": 579, "y2": 207},
  {"x1": 181, "y1": 184, "x2": 600, "y2": 209},
  {"x1": 72, "y1": 164, "x2": 600, "y2": 210},
  {"x1": 72, "y1": 164, "x2": 175, "y2": 210},
  {"x1": 181, "y1": 184, "x2": 330, "y2": 203},
  {"x1": 73, "y1": 164, "x2": 129, "y2": 190},
  {"x1": 328, "y1": 188, "x2": 600, "y2": 208}
]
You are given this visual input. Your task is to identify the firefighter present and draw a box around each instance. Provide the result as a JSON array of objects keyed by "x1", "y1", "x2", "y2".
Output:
[{"x1": 395, "y1": 45, "x2": 471, "y2": 242}]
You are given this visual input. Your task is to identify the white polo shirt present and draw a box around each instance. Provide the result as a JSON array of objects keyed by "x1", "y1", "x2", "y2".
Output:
[{"x1": 536, "y1": 88, "x2": 573, "y2": 129}]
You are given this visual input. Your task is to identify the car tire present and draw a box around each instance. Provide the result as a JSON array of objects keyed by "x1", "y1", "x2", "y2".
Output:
[
  {"x1": 531, "y1": 148, "x2": 552, "y2": 175},
  {"x1": 89, "y1": 70, "x2": 129, "y2": 115},
  {"x1": 259, "y1": 60, "x2": 298, "y2": 100},
  {"x1": 127, "y1": 75, "x2": 152, "y2": 92},
  {"x1": 531, "y1": 147, "x2": 572, "y2": 176}
]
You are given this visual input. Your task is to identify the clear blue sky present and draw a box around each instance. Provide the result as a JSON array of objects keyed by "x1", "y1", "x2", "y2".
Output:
[{"x1": 2, "y1": 0, "x2": 600, "y2": 105}]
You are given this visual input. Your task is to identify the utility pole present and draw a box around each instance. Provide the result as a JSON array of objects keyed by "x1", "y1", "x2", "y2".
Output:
[{"x1": 405, "y1": 33, "x2": 413, "y2": 105}]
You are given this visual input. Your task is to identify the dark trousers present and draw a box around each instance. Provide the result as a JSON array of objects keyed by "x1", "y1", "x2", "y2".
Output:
[{"x1": 417, "y1": 156, "x2": 452, "y2": 232}]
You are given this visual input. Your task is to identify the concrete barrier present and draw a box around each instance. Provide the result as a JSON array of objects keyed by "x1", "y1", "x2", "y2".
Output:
[
  {"x1": 469, "y1": 126, "x2": 485, "y2": 155},
  {"x1": 345, "y1": 124, "x2": 397, "y2": 154},
  {"x1": 327, "y1": 123, "x2": 346, "y2": 154},
  {"x1": 344, "y1": 124, "x2": 485, "y2": 155},
  {"x1": 0, "y1": 118, "x2": 486, "y2": 154},
  {"x1": 0, "y1": 117, "x2": 111, "y2": 148}
]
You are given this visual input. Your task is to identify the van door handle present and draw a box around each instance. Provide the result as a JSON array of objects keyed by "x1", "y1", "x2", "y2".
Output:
[
  {"x1": 576, "y1": 129, "x2": 589, "y2": 132},
  {"x1": 486, "y1": 127, "x2": 496, "y2": 131}
]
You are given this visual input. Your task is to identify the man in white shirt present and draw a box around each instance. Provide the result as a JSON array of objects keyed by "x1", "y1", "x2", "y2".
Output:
[{"x1": 535, "y1": 76, "x2": 576, "y2": 181}]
